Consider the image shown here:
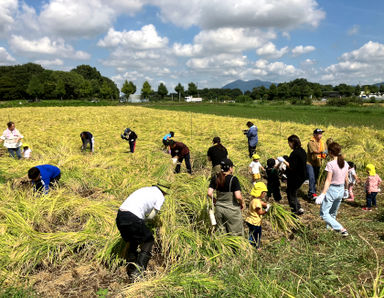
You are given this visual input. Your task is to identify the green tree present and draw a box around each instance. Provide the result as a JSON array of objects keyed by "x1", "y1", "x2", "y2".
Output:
[
  {"x1": 54, "y1": 79, "x2": 66, "y2": 100},
  {"x1": 175, "y1": 83, "x2": 185, "y2": 101},
  {"x1": 100, "y1": 80, "x2": 112, "y2": 99},
  {"x1": 313, "y1": 85, "x2": 322, "y2": 99},
  {"x1": 354, "y1": 85, "x2": 361, "y2": 96},
  {"x1": 380, "y1": 84, "x2": 384, "y2": 93},
  {"x1": 268, "y1": 84, "x2": 277, "y2": 100},
  {"x1": 26, "y1": 75, "x2": 44, "y2": 101},
  {"x1": 141, "y1": 81, "x2": 152, "y2": 99},
  {"x1": 187, "y1": 82, "x2": 198, "y2": 96},
  {"x1": 301, "y1": 85, "x2": 312, "y2": 99},
  {"x1": 157, "y1": 82, "x2": 168, "y2": 99},
  {"x1": 121, "y1": 80, "x2": 136, "y2": 99},
  {"x1": 277, "y1": 83, "x2": 290, "y2": 100},
  {"x1": 370, "y1": 85, "x2": 379, "y2": 94}
]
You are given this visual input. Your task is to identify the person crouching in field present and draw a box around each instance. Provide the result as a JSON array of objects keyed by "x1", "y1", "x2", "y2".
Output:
[
  {"x1": 207, "y1": 158, "x2": 245, "y2": 236},
  {"x1": 363, "y1": 164, "x2": 382, "y2": 211},
  {"x1": 162, "y1": 131, "x2": 174, "y2": 153},
  {"x1": 28, "y1": 165, "x2": 61, "y2": 194},
  {"x1": 80, "y1": 131, "x2": 94, "y2": 153},
  {"x1": 121, "y1": 128, "x2": 137, "y2": 153},
  {"x1": 116, "y1": 181, "x2": 170, "y2": 279},
  {"x1": 169, "y1": 140, "x2": 192, "y2": 174},
  {"x1": 245, "y1": 182, "x2": 270, "y2": 249},
  {"x1": 249, "y1": 154, "x2": 265, "y2": 184},
  {"x1": 315, "y1": 142, "x2": 349, "y2": 236}
]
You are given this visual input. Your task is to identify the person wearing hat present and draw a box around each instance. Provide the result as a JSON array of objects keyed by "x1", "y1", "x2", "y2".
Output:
[
  {"x1": 207, "y1": 158, "x2": 245, "y2": 236},
  {"x1": 121, "y1": 128, "x2": 138, "y2": 153},
  {"x1": 116, "y1": 181, "x2": 171, "y2": 279},
  {"x1": 162, "y1": 131, "x2": 175, "y2": 153},
  {"x1": 245, "y1": 121, "x2": 258, "y2": 158},
  {"x1": 306, "y1": 128, "x2": 327, "y2": 199},
  {"x1": 169, "y1": 140, "x2": 192, "y2": 174},
  {"x1": 249, "y1": 153, "x2": 265, "y2": 184},
  {"x1": 363, "y1": 164, "x2": 382, "y2": 211},
  {"x1": 245, "y1": 182, "x2": 270, "y2": 249},
  {"x1": 207, "y1": 136, "x2": 228, "y2": 178},
  {"x1": 80, "y1": 131, "x2": 94, "y2": 153}
]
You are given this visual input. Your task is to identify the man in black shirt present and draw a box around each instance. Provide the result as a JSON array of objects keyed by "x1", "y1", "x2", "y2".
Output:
[
  {"x1": 121, "y1": 128, "x2": 138, "y2": 153},
  {"x1": 207, "y1": 137, "x2": 228, "y2": 177},
  {"x1": 80, "y1": 131, "x2": 94, "y2": 153}
]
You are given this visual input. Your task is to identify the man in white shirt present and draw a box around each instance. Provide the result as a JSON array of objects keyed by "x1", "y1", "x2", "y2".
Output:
[
  {"x1": 0, "y1": 121, "x2": 24, "y2": 159},
  {"x1": 116, "y1": 181, "x2": 170, "y2": 279}
]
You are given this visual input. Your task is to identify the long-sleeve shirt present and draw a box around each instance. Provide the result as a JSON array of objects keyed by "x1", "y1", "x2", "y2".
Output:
[
  {"x1": 365, "y1": 174, "x2": 382, "y2": 193},
  {"x1": 80, "y1": 131, "x2": 94, "y2": 151},
  {"x1": 1, "y1": 128, "x2": 23, "y2": 148},
  {"x1": 171, "y1": 142, "x2": 190, "y2": 157},
  {"x1": 247, "y1": 125, "x2": 258, "y2": 147},
  {"x1": 122, "y1": 131, "x2": 137, "y2": 142},
  {"x1": 35, "y1": 165, "x2": 61, "y2": 192},
  {"x1": 286, "y1": 147, "x2": 307, "y2": 188}
]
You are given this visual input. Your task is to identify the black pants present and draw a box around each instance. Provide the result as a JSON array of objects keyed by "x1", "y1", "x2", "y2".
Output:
[
  {"x1": 35, "y1": 174, "x2": 61, "y2": 192},
  {"x1": 248, "y1": 144, "x2": 256, "y2": 158},
  {"x1": 286, "y1": 183, "x2": 301, "y2": 213},
  {"x1": 129, "y1": 140, "x2": 136, "y2": 153},
  {"x1": 116, "y1": 210, "x2": 154, "y2": 255},
  {"x1": 267, "y1": 185, "x2": 282, "y2": 202},
  {"x1": 175, "y1": 153, "x2": 192, "y2": 174}
]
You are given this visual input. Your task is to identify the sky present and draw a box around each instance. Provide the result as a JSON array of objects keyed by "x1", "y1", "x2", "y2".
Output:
[{"x1": 0, "y1": 0, "x2": 384, "y2": 92}]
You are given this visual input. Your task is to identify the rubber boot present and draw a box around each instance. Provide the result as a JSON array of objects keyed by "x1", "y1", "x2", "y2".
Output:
[
  {"x1": 129, "y1": 251, "x2": 151, "y2": 280},
  {"x1": 174, "y1": 164, "x2": 181, "y2": 174},
  {"x1": 126, "y1": 251, "x2": 138, "y2": 277}
]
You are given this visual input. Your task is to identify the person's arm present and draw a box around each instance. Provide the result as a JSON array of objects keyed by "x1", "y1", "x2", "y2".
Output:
[
  {"x1": 146, "y1": 208, "x2": 159, "y2": 220},
  {"x1": 234, "y1": 190, "x2": 245, "y2": 210},
  {"x1": 320, "y1": 171, "x2": 333, "y2": 195},
  {"x1": 256, "y1": 207, "x2": 266, "y2": 215},
  {"x1": 260, "y1": 165, "x2": 265, "y2": 172},
  {"x1": 309, "y1": 141, "x2": 322, "y2": 155}
]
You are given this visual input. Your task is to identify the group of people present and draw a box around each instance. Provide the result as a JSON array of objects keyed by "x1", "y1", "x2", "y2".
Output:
[{"x1": 2, "y1": 120, "x2": 382, "y2": 281}]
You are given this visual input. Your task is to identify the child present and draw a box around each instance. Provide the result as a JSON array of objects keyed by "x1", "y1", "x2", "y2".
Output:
[
  {"x1": 265, "y1": 158, "x2": 282, "y2": 202},
  {"x1": 23, "y1": 144, "x2": 32, "y2": 159},
  {"x1": 162, "y1": 131, "x2": 174, "y2": 153},
  {"x1": 245, "y1": 182, "x2": 270, "y2": 249},
  {"x1": 249, "y1": 154, "x2": 265, "y2": 184},
  {"x1": 345, "y1": 161, "x2": 359, "y2": 201},
  {"x1": 363, "y1": 164, "x2": 382, "y2": 211}
]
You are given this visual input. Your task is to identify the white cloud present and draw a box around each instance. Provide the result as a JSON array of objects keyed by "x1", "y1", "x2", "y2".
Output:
[
  {"x1": 347, "y1": 24, "x2": 359, "y2": 36},
  {"x1": 152, "y1": 0, "x2": 325, "y2": 30},
  {"x1": 256, "y1": 42, "x2": 289, "y2": 59},
  {"x1": 323, "y1": 41, "x2": 384, "y2": 84},
  {"x1": 291, "y1": 45, "x2": 315, "y2": 56},
  {"x1": 0, "y1": 47, "x2": 16, "y2": 65},
  {"x1": 39, "y1": 0, "x2": 115, "y2": 37},
  {"x1": 187, "y1": 53, "x2": 247, "y2": 70},
  {"x1": 34, "y1": 58, "x2": 64, "y2": 67},
  {"x1": 173, "y1": 43, "x2": 203, "y2": 57},
  {"x1": 301, "y1": 58, "x2": 316, "y2": 66},
  {"x1": 98, "y1": 25, "x2": 168, "y2": 49},
  {"x1": 0, "y1": 0, "x2": 17, "y2": 36},
  {"x1": 9, "y1": 35, "x2": 90, "y2": 59},
  {"x1": 245, "y1": 59, "x2": 301, "y2": 79}
]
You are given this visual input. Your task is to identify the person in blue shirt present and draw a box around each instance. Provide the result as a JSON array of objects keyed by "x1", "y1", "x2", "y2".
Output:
[
  {"x1": 162, "y1": 131, "x2": 174, "y2": 152},
  {"x1": 245, "y1": 121, "x2": 258, "y2": 158},
  {"x1": 28, "y1": 165, "x2": 61, "y2": 193}
]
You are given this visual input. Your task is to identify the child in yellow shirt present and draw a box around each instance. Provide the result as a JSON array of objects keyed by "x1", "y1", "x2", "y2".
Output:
[{"x1": 245, "y1": 182, "x2": 270, "y2": 249}]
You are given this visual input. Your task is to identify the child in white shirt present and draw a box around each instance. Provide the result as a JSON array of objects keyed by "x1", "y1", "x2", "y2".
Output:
[
  {"x1": 23, "y1": 145, "x2": 32, "y2": 159},
  {"x1": 249, "y1": 154, "x2": 265, "y2": 184},
  {"x1": 346, "y1": 161, "x2": 359, "y2": 201}
]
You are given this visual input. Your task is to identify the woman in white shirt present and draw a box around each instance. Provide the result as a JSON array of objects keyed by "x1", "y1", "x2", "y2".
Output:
[{"x1": 0, "y1": 122, "x2": 23, "y2": 159}]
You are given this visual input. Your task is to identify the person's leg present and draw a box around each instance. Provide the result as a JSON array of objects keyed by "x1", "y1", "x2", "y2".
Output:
[
  {"x1": 7, "y1": 148, "x2": 16, "y2": 158},
  {"x1": 246, "y1": 222, "x2": 257, "y2": 246},
  {"x1": 372, "y1": 192, "x2": 378, "y2": 207},
  {"x1": 366, "y1": 192, "x2": 372, "y2": 208},
  {"x1": 306, "y1": 164, "x2": 316, "y2": 196},
  {"x1": 248, "y1": 145, "x2": 256, "y2": 158},
  {"x1": 49, "y1": 173, "x2": 61, "y2": 189},
  {"x1": 320, "y1": 188, "x2": 344, "y2": 231},
  {"x1": 287, "y1": 185, "x2": 301, "y2": 213},
  {"x1": 313, "y1": 166, "x2": 320, "y2": 185},
  {"x1": 273, "y1": 186, "x2": 282, "y2": 202},
  {"x1": 348, "y1": 183, "x2": 354, "y2": 200},
  {"x1": 255, "y1": 226, "x2": 262, "y2": 249},
  {"x1": 225, "y1": 209, "x2": 244, "y2": 236},
  {"x1": 16, "y1": 147, "x2": 22, "y2": 159},
  {"x1": 184, "y1": 153, "x2": 192, "y2": 174},
  {"x1": 91, "y1": 137, "x2": 95, "y2": 153},
  {"x1": 174, "y1": 156, "x2": 183, "y2": 173},
  {"x1": 214, "y1": 206, "x2": 225, "y2": 234}
]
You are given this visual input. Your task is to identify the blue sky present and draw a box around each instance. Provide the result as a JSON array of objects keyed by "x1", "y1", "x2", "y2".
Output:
[{"x1": 0, "y1": 0, "x2": 384, "y2": 92}]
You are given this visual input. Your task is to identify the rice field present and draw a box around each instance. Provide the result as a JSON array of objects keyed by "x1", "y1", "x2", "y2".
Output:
[{"x1": 0, "y1": 105, "x2": 383, "y2": 297}]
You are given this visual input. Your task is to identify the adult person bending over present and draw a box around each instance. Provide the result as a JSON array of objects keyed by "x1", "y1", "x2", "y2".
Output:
[
  {"x1": 306, "y1": 128, "x2": 326, "y2": 199},
  {"x1": 207, "y1": 158, "x2": 245, "y2": 236},
  {"x1": 207, "y1": 136, "x2": 228, "y2": 177},
  {"x1": 169, "y1": 140, "x2": 192, "y2": 174},
  {"x1": 28, "y1": 165, "x2": 61, "y2": 194},
  {"x1": 0, "y1": 121, "x2": 24, "y2": 159},
  {"x1": 315, "y1": 142, "x2": 349, "y2": 236},
  {"x1": 80, "y1": 131, "x2": 94, "y2": 153},
  {"x1": 245, "y1": 121, "x2": 258, "y2": 158},
  {"x1": 279, "y1": 135, "x2": 307, "y2": 215},
  {"x1": 116, "y1": 181, "x2": 170, "y2": 279}
]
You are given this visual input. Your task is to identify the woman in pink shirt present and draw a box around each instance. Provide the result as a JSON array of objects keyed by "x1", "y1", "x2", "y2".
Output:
[
  {"x1": 315, "y1": 142, "x2": 349, "y2": 236},
  {"x1": 363, "y1": 164, "x2": 382, "y2": 211}
]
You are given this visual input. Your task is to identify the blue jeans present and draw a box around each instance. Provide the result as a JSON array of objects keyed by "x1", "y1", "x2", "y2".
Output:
[
  {"x1": 366, "y1": 192, "x2": 378, "y2": 208},
  {"x1": 320, "y1": 184, "x2": 344, "y2": 231},
  {"x1": 306, "y1": 164, "x2": 320, "y2": 195},
  {"x1": 8, "y1": 147, "x2": 22, "y2": 159},
  {"x1": 246, "y1": 222, "x2": 262, "y2": 248}
]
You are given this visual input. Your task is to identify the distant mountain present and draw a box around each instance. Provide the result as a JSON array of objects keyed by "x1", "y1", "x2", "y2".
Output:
[
  {"x1": 374, "y1": 82, "x2": 384, "y2": 87},
  {"x1": 222, "y1": 79, "x2": 274, "y2": 93}
]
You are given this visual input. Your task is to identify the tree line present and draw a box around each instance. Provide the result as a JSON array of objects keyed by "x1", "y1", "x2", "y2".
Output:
[{"x1": 1, "y1": 63, "x2": 383, "y2": 102}]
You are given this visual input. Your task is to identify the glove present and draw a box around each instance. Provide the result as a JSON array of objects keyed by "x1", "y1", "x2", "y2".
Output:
[
  {"x1": 172, "y1": 157, "x2": 178, "y2": 164},
  {"x1": 277, "y1": 156, "x2": 285, "y2": 163},
  {"x1": 343, "y1": 189, "x2": 349, "y2": 199},
  {"x1": 265, "y1": 203, "x2": 271, "y2": 212},
  {"x1": 315, "y1": 193, "x2": 325, "y2": 205}
]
